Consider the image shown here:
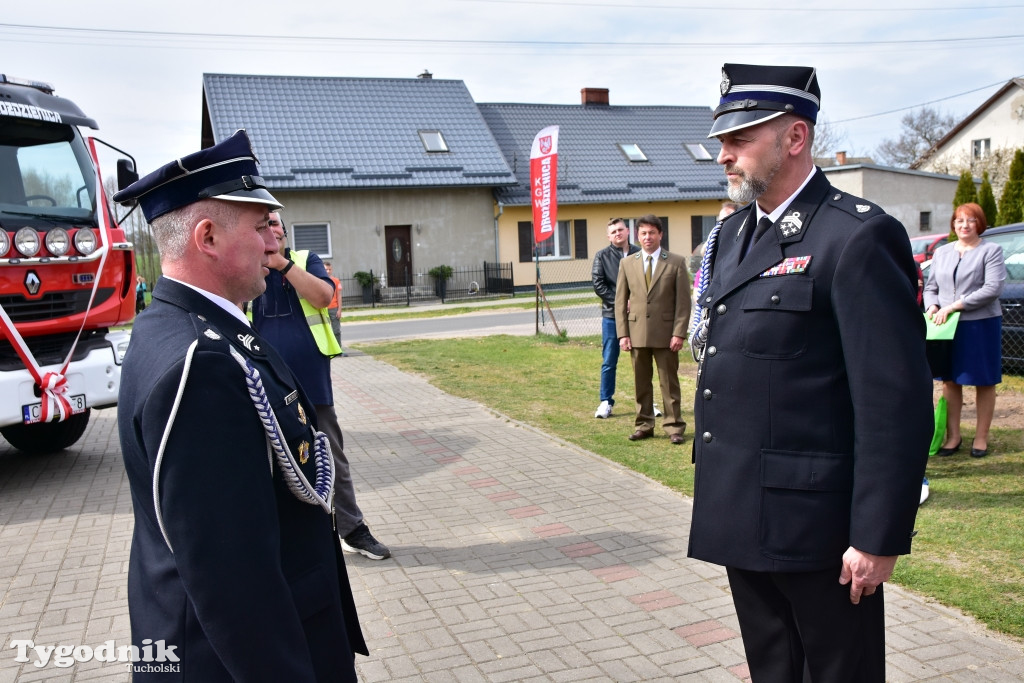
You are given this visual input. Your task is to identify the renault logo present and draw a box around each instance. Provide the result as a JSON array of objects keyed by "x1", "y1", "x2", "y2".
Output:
[{"x1": 25, "y1": 271, "x2": 41, "y2": 296}]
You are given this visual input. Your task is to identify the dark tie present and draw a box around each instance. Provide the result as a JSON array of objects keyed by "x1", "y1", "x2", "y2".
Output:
[
  {"x1": 645, "y1": 255, "x2": 653, "y2": 289},
  {"x1": 744, "y1": 216, "x2": 774, "y2": 259}
]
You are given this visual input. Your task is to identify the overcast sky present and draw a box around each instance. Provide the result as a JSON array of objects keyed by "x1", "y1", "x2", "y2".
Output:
[{"x1": 2, "y1": 0, "x2": 1021, "y2": 176}]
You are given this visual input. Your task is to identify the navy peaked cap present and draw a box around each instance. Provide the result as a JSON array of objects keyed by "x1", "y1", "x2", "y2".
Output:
[
  {"x1": 112, "y1": 129, "x2": 281, "y2": 222},
  {"x1": 708, "y1": 64, "x2": 820, "y2": 138}
]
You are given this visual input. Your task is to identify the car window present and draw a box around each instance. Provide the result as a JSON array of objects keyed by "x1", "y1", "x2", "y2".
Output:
[
  {"x1": 986, "y1": 231, "x2": 1024, "y2": 283},
  {"x1": 910, "y1": 239, "x2": 932, "y2": 255}
]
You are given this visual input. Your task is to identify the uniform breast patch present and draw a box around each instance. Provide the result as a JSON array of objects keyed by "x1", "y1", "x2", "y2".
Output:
[{"x1": 760, "y1": 255, "x2": 812, "y2": 278}]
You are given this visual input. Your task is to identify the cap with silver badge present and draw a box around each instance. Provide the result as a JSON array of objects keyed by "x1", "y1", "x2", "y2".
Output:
[
  {"x1": 112, "y1": 129, "x2": 282, "y2": 221},
  {"x1": 708, "y1": 64, "x2": 820, "y2": 138}
]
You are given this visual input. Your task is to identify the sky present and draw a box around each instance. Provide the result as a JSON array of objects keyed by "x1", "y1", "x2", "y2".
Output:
[{"x1": 1, "y1": 0, "x2": 1022, "y2": 177}]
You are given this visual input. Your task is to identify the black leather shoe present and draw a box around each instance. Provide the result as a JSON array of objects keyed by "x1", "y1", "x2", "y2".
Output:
[
  {"x1": 628, "y1": 430, "x2": 653, "y2": 441},
  {"x1": 670, "y1": 434, "x2": 685, "y2": 445},
  {"x1": 970, "y1": 447, "x2": 988, "y2": 458},
  {"x1": 936, "y1": 439, "x2": 962, "y2": 457}
]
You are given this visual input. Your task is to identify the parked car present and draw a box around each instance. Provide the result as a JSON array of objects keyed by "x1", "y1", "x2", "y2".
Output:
[
  {"x1": 909, "y1": 233, "x2": 948, "y2": 264},
  {"x1": 983, "y1": 223, "x2": 1024, "y2": 370}
]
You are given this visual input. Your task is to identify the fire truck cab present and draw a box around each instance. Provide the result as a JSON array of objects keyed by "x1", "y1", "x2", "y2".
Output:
[{"x1": 0, "y1": 74, "x2": 136, "y2": 454}]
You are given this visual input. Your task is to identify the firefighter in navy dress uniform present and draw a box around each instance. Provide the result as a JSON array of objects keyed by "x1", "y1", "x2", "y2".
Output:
[
  {"x1": 114, "y1": 130, "x2": 367, "y2": 681},
  {"x1": 687, "y1": 65, "x2": 932, "y2": 682}
]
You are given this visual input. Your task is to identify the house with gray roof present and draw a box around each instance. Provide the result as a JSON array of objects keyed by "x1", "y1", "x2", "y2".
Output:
[
  {"x1": 201, "y1": 72, "x2": 515, "y2": 294},
  {"x1": 201, "y1": 75, "x2": 731, "y2": 296},
  {"x1": 478, "y1": 88, "x2": 728, "y2": 285}
]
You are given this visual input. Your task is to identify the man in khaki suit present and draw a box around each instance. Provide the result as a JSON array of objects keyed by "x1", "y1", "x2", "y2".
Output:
[{"x1": 615, "y1": 214, "x2": 691, "y2": 444}]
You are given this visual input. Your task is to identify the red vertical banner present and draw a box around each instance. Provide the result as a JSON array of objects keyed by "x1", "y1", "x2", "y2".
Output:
[{"x1": 530, "y1": 125, "x2": 559, "y2": 245}]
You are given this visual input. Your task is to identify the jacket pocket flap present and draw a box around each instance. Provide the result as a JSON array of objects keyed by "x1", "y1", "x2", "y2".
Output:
[
  {"x1": 741, "y1": 277, "x2": 813, "y2": 312},
  {"x1": 761, "y1": 449, "x2": 852, "y2": 492}
]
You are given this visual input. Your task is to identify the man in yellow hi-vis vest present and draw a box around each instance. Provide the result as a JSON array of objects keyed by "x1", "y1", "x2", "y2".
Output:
[{"x1": 253, "y1": 212, "x2": 390, "y2": 560}]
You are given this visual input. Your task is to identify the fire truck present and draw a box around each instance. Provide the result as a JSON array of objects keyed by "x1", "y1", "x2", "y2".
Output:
[{"x1": 0, "y1": 74, "x2": 138, "y2": 454}]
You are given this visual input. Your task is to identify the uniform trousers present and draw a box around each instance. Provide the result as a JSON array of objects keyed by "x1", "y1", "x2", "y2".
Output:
[
  {"x1": 726, "y1": 565, "x2": 885, "y2": 683},
  {"x1": 315, "y1": 404, "x2": 364, "y2": 537},
  {"x1": 629, "y1": 346, "x2": 684, "y2": 434}
]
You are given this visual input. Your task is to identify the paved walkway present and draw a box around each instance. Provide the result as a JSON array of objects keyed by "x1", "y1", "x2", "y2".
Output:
[{"x1": 1, "y1": 352, "x2": 1022, "y2": 681}]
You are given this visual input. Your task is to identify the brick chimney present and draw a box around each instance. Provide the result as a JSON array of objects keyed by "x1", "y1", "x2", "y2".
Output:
[
  {"x1": 417, "y1": 70, "x2": 433, "y2": 79},
  {"x1": 581, "y1": 88, "x2": 609, "y2": 106},
  {"x1": 835, "y1": 150, "x2": 847, "y2": 165}
]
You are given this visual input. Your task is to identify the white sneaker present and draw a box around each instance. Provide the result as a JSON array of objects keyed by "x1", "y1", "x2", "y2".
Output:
[
  {"x1": 594, "y1": 401, "x2": 612, "y2": 419},
  {"x1": 653, "y1": 403, "x2": 663, "y2": 417}
]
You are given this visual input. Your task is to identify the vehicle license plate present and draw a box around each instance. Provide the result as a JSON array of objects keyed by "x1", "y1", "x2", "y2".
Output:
[{"x1": 22, "y1": 394, "x2": 86, "y2": 424}]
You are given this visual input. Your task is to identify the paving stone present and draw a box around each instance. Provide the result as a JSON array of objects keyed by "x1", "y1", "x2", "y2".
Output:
[{"x1": 2, "y1": 354, "x2": 1022, "y2": 681}]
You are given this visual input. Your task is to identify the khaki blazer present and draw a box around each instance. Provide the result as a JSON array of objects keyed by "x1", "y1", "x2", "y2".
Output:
[{"x1": 614, "y1": 249, "x2": 691, "y2": 347}]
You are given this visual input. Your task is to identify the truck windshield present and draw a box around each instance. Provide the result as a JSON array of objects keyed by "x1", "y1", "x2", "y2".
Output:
[{"x1": 0, "y1": 119, "x2": 96, "y2": 222}]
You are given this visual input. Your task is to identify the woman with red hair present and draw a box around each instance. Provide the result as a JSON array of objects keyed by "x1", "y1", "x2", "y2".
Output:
[{"x1": 924, "y1": 202, "x2": 1007, "y2": 457}]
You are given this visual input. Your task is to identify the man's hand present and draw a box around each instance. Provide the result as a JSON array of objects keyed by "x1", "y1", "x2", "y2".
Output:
[
  {"x1": 839, "y1": 547, "x2": 898, "y2": 604},
  {"x1": 268, "y1": 251, "x2": 289, "y2": 271},
  {"x1": 620, "y1": 337, "x2": 632, "y2": 351},
  {"x1": 669, "y1": 335, "x2": 684, "y2": 352}
]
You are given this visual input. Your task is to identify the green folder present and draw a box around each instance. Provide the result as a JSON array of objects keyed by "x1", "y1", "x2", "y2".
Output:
[{"x1": 924, "y1": 311, "x2": 960, "y2": 340}]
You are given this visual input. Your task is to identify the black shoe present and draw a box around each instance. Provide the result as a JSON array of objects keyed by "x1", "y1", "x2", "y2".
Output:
[
  {"x1": 342, "y1": 523, "x2": 391, "y2": 560},
  {"x1": 936, "y1": 439, "x2": 962, "y2": 457},
  {"x1": 970, "y1": 447, "x2": 989, "y2": 458}
]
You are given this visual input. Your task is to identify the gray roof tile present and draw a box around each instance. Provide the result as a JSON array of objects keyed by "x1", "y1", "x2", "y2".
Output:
[
  {"x1": 202, "y1": 73, "x2": 515, "y2": 190},
  {"x1": 477, "y1": 103, "x2": 727, "y2": 206}
]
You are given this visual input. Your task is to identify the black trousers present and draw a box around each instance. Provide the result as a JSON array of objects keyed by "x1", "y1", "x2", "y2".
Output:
[{"x1": 726, "y1": 566, "x2": 885, "y2": 683}]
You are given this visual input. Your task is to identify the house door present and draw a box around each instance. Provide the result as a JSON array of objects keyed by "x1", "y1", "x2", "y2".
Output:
[{"x1": 385, "y1": 225, "x2": 412, "y2": 287}]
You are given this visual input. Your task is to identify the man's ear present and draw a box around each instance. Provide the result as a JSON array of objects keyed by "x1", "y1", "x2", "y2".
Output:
[
  {"x1": 193, "y1": 218, "x2": 218, "y2": 258},
  {"x1": 786, "y1": 119, "x2": 811, "y2": 157}
]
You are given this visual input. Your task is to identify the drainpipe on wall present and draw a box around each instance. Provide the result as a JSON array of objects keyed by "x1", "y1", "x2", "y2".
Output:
[{"x1": 493, "y1": 201, "x2": 504, "y2": 264}]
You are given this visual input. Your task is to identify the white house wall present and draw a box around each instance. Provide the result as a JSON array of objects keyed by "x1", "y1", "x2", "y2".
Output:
[
  {"x1": 272, "y1": 187, "x2": 498, "y2": 279},
  {"x1": 922, "y1": 85, "x2": 1024, "y2": 173},
  {"x1": 824, "y1": 167, "x2": 959, "y2": 237}
]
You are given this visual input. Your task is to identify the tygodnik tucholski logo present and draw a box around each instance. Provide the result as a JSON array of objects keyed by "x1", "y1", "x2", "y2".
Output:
[{"x1": 10, "y1": 638, "x2": 180, "y2": 672}]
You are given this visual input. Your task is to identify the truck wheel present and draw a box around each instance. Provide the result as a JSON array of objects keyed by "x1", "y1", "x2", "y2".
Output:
[{"x1": 0, "y1": 409, "x2": 91, "y2": 454}]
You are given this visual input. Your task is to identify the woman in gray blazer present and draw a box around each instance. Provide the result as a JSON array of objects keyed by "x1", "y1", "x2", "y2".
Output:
[{"x1": 924, "y1": 202, "x2": 1007, "y2": 457}]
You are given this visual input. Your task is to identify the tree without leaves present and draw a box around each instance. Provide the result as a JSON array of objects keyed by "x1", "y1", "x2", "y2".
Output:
[
  {"x1": 810, "y1": 116, "x2": 849, "y2": 162},
  {"x1": 875, "y1": 107, "x2": 957, "y2": 167}
]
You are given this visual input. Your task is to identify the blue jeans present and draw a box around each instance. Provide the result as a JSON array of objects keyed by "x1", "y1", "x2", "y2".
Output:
[{"x1": 600, "y1": 316, "x2": 620, "y2": 405}]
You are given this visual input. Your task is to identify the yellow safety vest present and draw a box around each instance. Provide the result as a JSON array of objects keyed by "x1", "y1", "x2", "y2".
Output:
[{"x1": 289, "y1": 250, "x2": 343, "y2": 358}]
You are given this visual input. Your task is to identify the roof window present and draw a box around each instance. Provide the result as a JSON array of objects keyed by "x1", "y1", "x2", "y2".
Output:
[
  {"x1": 617, "y1": 143, "x2": 648, "y2": 162},
  {"x1": 419, "y1": 130, "x2": 449, "y2": 153},
  {"x1": 686, "y1": 143, "x2": 713, "y2": 161}
]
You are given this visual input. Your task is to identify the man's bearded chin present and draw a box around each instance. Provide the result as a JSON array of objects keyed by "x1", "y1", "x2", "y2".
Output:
[{"x1": 726, "y1": 168, "x2": 769, "y2": 204}]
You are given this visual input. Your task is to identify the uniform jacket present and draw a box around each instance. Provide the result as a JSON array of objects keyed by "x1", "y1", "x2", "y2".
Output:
[
  {"x1": 118, "y1": 278, "x2": 367, "y2": 682},
  {"x1": 923, "y1": 239, "x2": 1006, "y2": 321},
  {"x1": 689, "y1": 169, "x2": 933, "y2": 573},
  {"x1": 614, "y1": 249, "x2": 691, "y2": 347},
  {"x1": 593, "y1": 243, "x2": 641, "y2": 318}
]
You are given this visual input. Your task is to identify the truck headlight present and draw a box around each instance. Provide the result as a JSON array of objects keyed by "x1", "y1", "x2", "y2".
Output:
[
  {"x1": 0, "y1": 230, "x2": 9, "y2": 257},
  {"x1": 14, "y1": 227, "x2": 40, "y2": 257},
  {"x1": 74, "y1": 228, "x2": 97, "y2": 255},
  {"x1": 45, "y1": 227, "x2": 71, "y2": 256}
]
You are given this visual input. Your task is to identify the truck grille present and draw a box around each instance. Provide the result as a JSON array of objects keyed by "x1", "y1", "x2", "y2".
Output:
[
  {"x1": 0, "y1": 289, "x2": 114, "y2": 322},
  {"x1": 0, "y1": 329, "x2": 111, "y2": 372}
]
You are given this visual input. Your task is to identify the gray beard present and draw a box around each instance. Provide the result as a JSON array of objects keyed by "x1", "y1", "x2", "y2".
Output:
[{"x1": 727, "y1": 173, "x2": 770, "y2": 204}]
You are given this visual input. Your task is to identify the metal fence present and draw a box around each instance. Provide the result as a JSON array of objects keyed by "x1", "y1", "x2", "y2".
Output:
[
  {"x1": 530, "y1": 258, "x2": 603, "y2": 338},
  {"x1": 338, "y1": 262, "x2": 515, "y2": 309}
]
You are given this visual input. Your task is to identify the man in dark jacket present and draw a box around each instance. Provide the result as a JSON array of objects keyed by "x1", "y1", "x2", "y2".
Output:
[
  {"x1": 689, "y1": 64, "x2": 932, "y2": 682},
  {"x1": 114, "y1": 130, "x2": 367, "y2": 681},
  {"x1": 592, "y1": 218, "x2": 640, "y2": 418}
]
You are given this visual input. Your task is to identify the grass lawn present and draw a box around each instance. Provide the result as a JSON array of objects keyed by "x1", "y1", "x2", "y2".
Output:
[{"x1": 358, "y1": 334, "x2": 1024, "y2": 640}]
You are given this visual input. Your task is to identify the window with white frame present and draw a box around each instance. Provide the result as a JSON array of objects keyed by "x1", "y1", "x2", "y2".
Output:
[
  {"x1": 536, "y1": 220, "x2": 572, "y2": 259},
  {"x1": 418, "y1": 130, "x2": 449, "y2": 153},
  {"x1": 291, "y1": 222, "x2": 332, "y2": 258},
  {"x1": 617, "y1": 143, "x2": 648, "y2": 162},
  {"x1": 685, "y1": 143, "x2": 713, "y2": 161},
  {"x1": 972, "y1": 138, "x2": 991, "y2": 160}
]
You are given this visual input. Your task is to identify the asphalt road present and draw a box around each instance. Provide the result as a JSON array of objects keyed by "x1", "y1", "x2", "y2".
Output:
[{"x1": 340, "y1": 304, "x2": 602, "y2": 343}]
